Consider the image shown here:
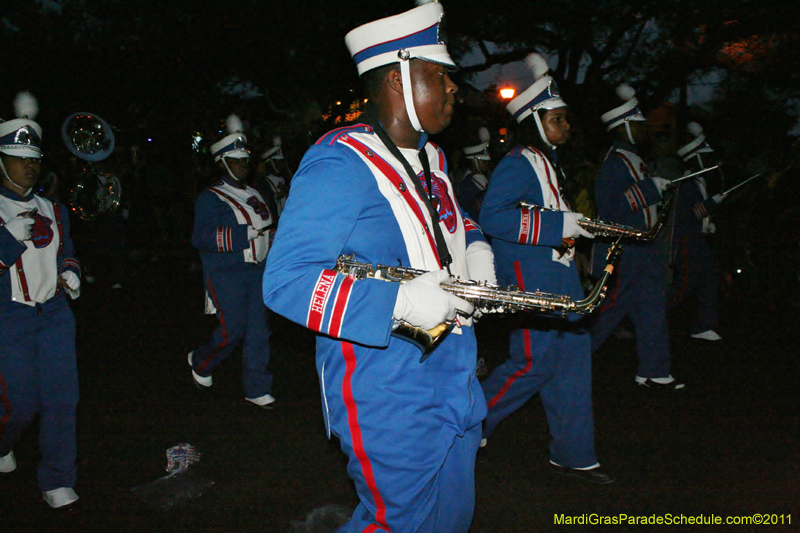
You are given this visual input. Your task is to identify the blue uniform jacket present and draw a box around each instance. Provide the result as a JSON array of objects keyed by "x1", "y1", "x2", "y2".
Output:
[
  {"x1": 480, "y1": 146, "x2": 585, "y2": 306},
  {"x1": 592, "y1": 140, "x2": 665, "y2": 277},
  {"x1": 263, "y1": 124, "x2": 487, "y2": 448}
]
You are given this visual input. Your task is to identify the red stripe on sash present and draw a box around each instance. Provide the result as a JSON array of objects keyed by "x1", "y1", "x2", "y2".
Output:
[
  {"x1": 340, "y1": 135, "x2": 441, "y2": 267},
  {"x1": 341, "y1": 342, "x2": 390, "y2": 531}
]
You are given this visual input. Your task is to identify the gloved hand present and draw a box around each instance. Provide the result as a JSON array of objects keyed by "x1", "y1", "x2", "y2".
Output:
[
  {"x1": 247, "y1": 226, "x2": 267, "y2": 241},
  {"x1": 465, "y1": 241, "x2": 497, "y2": 285},
  {"x1": 60, "y1": 271, "x2": 81, "y2": 292},
  {"x1": 707, "y1": 221, "x2": 717, "y2": 234},
  {"x1": 652, "y1": 177, "x2": 671, "y2": 193},
  {"x1": 4, "y1": 216, "x2": 34, "y2": 242},
  {"x1": 562, "y1": 212, "x2": 593, "y2": 239},
  {"x1": 393, "y1": 270, "x2": 474, "y2": 330},
  {"x1": 712, "y1": 193, "x2": 726, "y2": 204}
]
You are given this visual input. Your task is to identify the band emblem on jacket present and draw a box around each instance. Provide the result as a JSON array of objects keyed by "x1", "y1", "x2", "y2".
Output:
[
  {"x1": 420, "y1": 172, "x2": 458, "y2": 234},
  {"x1": 30, "y1": 212, "x2": 54, "y2": 249}
]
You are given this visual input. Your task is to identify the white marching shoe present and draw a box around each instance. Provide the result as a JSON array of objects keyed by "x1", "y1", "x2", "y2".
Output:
[
  {"x1": 43, "y1": 487, "x2": 80, "y2": 508},
  {"x1": 690, "y1": 330, "x2": 722, "y2": 341},
  {"x1": 188, "y1": 351, "x2": 212, "y2": 388},
  {"x1": 245, "y1": 393, "x2": 276, "y2": 409},
  {"x1": 0, "y1": 451, "x2": 16, "y2": 473}
]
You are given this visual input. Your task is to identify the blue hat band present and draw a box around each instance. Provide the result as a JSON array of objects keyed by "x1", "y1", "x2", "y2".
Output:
[
  {"x1": 213, "y1": 138, "x2": 248, "y2": 159},
  {"x1": 353, "y1": 23, "x2": 439, "y2": 66},
  {"x1": 0, "y1": 126, "x2": 42, "y2": 150}
]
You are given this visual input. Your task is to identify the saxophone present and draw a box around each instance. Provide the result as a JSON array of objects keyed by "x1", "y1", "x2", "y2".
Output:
[
  {"x1": 335, "y1": 239, "x2": 623, "y2": 357},
  {"x1": 517, "y1": 201, "x2": 665, "y2": 241}
]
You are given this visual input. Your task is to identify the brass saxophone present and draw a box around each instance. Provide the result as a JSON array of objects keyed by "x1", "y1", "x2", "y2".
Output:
[
  {"x1": 517, "y1": 201, "x2": 668, "y2": 242},
  {"x1": 335, "y1": 239, "x2": 623, "y2": 357}
]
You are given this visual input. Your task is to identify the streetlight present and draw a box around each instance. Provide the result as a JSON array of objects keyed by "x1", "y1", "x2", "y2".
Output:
[{"x1": 499, "y1": 87, "x2": 515, "y2": 100}]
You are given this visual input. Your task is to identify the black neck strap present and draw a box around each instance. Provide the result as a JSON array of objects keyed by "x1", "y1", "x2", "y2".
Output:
[{"x1": 372, "y1": 123, "x2": 452, "y2": 269}]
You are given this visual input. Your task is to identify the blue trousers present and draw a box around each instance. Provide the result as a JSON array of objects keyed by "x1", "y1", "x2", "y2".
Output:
[
  {"x1": 481, "y1": 319, "x2": 597, "y2": 468},
  {"x1": 667, "y1": 234, "x2": 719, "y2": 334},
  {"x1": 192, "y1": 267, "x2": 273, "y2": 399},
  {"x1": 0, "y1": 297, "x2": 79, "y2": 491},
  {"x1": 336, "y1": 424, "x2": 481, "y2": 533},
  {"x1": 591, "y1": 256, "x2": 671, "y2": 378}
]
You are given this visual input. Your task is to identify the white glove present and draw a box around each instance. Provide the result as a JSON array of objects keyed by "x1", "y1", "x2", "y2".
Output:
[
  {"x1": 465, "y1": 241, "x2": 497, "y2": 285},
  {"x1": 652, "y1": 177, "x2": 670, "y2": 193},
  {"x1": 247, "y1": 226, "x2": 266, "y2": 241},
  {"x1": 712, "y1": 193, "x2": 726, "y2": 204},
  {"x1": 393, "y1": 270, "x2": 474, "y2": 330},
  {"x1": 4, "y1": 216, "x2": 34, "y2": 242},
  {"x1": 562, "y1": 212, "x2": 593, "y2": 239},
  {"x1": 60, "y1": 271, "x2": 81, "y2": 291},
  {"x1": 707, "y1": 221, "x2": 717, "y2": 234}
]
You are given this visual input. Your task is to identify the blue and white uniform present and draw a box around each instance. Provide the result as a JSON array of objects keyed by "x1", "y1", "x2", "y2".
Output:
[
  {"x1": 190, "y1": 177, "x2": 274, "y2": 399},
  {"x1": 0, "y1": 188, "x2": 81, "y2": 492},
  {"x1": 667, "y1": 174, "x2": 721, "y2": 333},
  {"x1": 590, "y1": 140, "x2": 671, "y2": 378},
  {"x1": 263, "y1": 124, "x2": 487, "y2": 533},
  {"x1": 479, "y1": 145, "x2": 597, "y2": 468}
]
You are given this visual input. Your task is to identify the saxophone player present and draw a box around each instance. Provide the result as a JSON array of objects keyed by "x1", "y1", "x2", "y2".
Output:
[
  {"x1": 263, "y1": 2, "x2": 494, "y2": 531},
  {"x1": 478, "y1": 53, "x2": 615, "y2": 484},
  {"x1": 590, "y1": 84, "x2": 683, "y2": 390}
]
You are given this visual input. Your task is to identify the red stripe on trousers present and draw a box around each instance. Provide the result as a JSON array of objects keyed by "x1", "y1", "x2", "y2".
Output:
[
  {"x1": 198, "y1": 277, "x2": 228, "y2": 373},
  {"x1": 487, "y1": 261, "x2": 533, "y2": 409},
  {"x1": 341, "y1": 342, "x2": 390, "y2": 532}
]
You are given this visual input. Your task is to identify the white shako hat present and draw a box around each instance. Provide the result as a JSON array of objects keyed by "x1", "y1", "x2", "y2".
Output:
[
  {"x1": 0, "y1": 92, "x2": 43, "y2": 159},
  {"x1": 464, "y1": 127, "x2": 491, "y2": 160},
  {"x1": 261, "y1": 136, "x2": 284, "y2": 161},
  {"x1": 677, "y1": 122, "x2": 715, "y2": 163},
  {"x1": 601, "y1": 83, "x2": 646, "y2": 131},
  {"x1": 506, "y1": 53, "x2": 566, "y2": 148},
  {"x1": 344, "y1": 0, "x2": 455, "y2": 133},
  {"x1": 211, "y1": 114, "x2": 249, "y2": 162}
]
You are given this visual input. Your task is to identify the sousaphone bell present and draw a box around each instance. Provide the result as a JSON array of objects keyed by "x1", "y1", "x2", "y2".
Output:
[{"x1": 62, "y1": 112, "x2": 122, "y2": 221}]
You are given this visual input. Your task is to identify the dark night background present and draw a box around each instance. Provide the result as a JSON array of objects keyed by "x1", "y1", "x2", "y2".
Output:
[{"x1": 1, "y1": 1, "x2": 799, "y2": 531}]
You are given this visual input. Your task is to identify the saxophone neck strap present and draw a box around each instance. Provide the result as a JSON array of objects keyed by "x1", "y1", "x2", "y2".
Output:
[{"x1": 371, "y1": 122, "x2": 452, "y2": 269}]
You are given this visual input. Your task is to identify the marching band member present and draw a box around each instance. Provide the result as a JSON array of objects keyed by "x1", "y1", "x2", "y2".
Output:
[
  {"x1": 263, "y1": 2, "x2": 493, "y2": 530},
  {"x1": 455, "y1": 126, "x2": 492, "y2": 222},
  {"x1": 590, "y1": 84, "x2": 684, "y2": 390},
  {"x1": 479, "y1": 54, "x2": 615, "y2": 484},
  {"x1": 188, "y1": 115, "x2": 276, "y2": 408},
  {"x1": 255, "y1": 135, "x2": 290, "y2": 220},
  {"x1": 668, "y1": 122, "x2": 725, "y2": 341},
  {"x1": 0, "y1": 93, "x2": 82, "y2": 509}
]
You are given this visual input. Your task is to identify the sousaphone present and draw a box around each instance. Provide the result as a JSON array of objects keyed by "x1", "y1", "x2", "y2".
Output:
[{"x1": 62, "y1": 112, "x2": 122, "y2": 221}]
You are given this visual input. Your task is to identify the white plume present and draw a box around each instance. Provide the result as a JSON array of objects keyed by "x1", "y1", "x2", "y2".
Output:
[
  {"x1": 478, "y1": 127, "x2": 490, "y2": 143},
  {"x1": 687, "y1": 122, "x2": 703, "y2": 138},
  {"x1": 415, "y1": 0, "x2": 435, "y2": 5},
  {"x1": 616, "y1": 83, "x2": 636, "y2": 102},
  {"x1": 13, "y1": 91, "x2": 38, "y2": 119},
  {"x1": 273, "y1": 136, "x2": 282, "y2": 147},
  {"x1": 525, "y1": 53, "x2": 550, "y2": 80},
  {"x1": 226, "y1": 114, "x2": 244, "y2": 134}
]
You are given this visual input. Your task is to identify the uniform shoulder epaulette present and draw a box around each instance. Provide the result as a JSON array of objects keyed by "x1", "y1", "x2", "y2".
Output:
[{"x1": 315, "y1": 124, "x2": 375, "y2": 147}]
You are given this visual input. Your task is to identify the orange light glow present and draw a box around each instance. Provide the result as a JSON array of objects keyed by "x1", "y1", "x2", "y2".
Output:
[{"x1": 500, "y1": 87, "x2": 516, "y2": 100}]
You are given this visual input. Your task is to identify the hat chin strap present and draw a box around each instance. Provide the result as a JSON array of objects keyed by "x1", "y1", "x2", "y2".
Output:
[
  {"x1": 221, "y1": 158, "x2": 244, "y2": 184},
  {"x1": 400, "y1": 55, "x2": 424, "y2": 133},
  {"x1": 624, "y1": 122, "x2": 636, "y2": 145},
  {"x1": 0, "y1": 158, "x2": 33, "y2": 196},
  {"x1": 534, "y1": 112, "x2": 554, "y2": 149}
]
